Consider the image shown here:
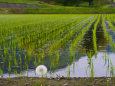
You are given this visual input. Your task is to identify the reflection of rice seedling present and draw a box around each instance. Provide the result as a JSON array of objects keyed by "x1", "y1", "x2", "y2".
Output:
[
  {"x1": 67, "y1": 64, "x2": 70, "y2": 78},
  {"x1": 0, "y1": 67, "x2": 3, "y2": 77},
  {"x1": 87, "y1": 57, "x2": 94, "y2": 77},
  {"x1": 8, "y1": 62, "x2": 11, "y2": 77},
  {"x1": 87, "y1": 51, "x2": 92, "y2": 64},
  {"x1": 91, "y1": 60, "x2": 94, "y2": 77},
  {"x1": 36, "y1": 65, "x2": 47, "y2": 86},
  {"x1": 110, "y1": 60, "x2": 114, "y2": 77},
  {"x1": 34, "y1": 57, "x2": 37, "y2": 67},
  {"x1": 56, "y1": 51, "x2": 59, "y2": 63}
]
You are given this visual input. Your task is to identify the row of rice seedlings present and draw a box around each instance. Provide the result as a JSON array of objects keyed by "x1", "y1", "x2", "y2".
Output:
[
  {"x1": 0, "y1": 15, "x2": 40, "y2": 39},
  {"x1": 69, "y1": 16, "x2": 97, "y2": 77},
  {"x1": 93, "y1": 14, "x2": 101, "y2": 55},
  {"x1": 106, "y1": 15, "x2": 115, "y2": 32},
  {"x1": 39, "y1": 15, "x2": 94, "y2": 71},
  {"x1": 12, "y1": 16, "x2": 86, "y2": 53},
  {"x1": 48, "y1": 17, "x2": 94, "y2": 69},
  {"x1": 0, "y1": 16, "x2": 64, "y2": 40},
  {"x1": 0, "y1": 15, "x2": 81, "y2": 44},
  {"x1": 17, "y1": 16, "x2": 85, "y2": 48},
  {"x1": 0, "y1": 14, "x2": 83, "y2": 55},
  {"x1": 102, "y1": 15, "x2": 115, "y2": 77},
  {"x1": 49, "y1": 16, "x2": 95, "y2": 56},
  {"x1": 69, "y1": 16, "x2": 97, "y2": 59},
  {"x1": 102, "y1": 15, "x2": 108, "y2": 39},
  {"x1": 1, "y1": 15, "x2": 87, "y2": 45},
  {"x1": 107, "y1": 14, "x2": 115, "y2": 24},
  {"x1": 69, "y1": 16, "x2": 98, "y2": 77},
  {"x1": 103, "y1": 15, "x2": 115, "y2": 52}
]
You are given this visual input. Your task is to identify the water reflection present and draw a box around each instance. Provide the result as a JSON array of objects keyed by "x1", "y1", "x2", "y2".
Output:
[{"x1": 2, "y1": 52, "x2": 114, "y2": 78}]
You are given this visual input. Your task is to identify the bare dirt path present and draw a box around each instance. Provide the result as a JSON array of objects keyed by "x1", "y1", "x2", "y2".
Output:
[{"x1": 0, "y1": 3, "x2": 40, "y2": 8}]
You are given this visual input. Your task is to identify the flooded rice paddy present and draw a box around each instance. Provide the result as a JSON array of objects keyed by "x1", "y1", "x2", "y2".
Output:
[{"x1": 0, "y1": 14, "x2": 115, "y2": 78}]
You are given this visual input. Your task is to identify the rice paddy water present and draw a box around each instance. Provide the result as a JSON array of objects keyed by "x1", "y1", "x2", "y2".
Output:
[{"x1": 0, "y1": 14, "x2": 115, "y2": 78}]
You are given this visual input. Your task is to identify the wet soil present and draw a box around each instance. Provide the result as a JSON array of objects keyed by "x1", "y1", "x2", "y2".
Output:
[{"x1": 0, "y1": 77, "x2": 115, "y2": 86}]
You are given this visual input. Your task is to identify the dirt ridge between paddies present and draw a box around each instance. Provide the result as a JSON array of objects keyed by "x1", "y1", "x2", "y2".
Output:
[
  {"x1": 0, "y1": 3, "x2": 40, "y2": 8},
  {"x1": 0, "y1": 77, "x2": 115, "y2": 86}
]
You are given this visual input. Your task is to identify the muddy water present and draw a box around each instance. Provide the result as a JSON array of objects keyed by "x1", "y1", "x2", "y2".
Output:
[{"x1": 0, "y1": 21, "x2": 115, "y2": 78}]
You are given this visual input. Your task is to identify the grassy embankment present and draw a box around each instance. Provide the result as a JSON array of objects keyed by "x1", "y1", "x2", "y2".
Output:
[{"x1": 0, "y1": 0, "x2": 115, "y2": 14}]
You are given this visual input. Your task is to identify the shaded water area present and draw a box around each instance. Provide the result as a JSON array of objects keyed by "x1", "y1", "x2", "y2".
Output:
[{"x1": 0, "y1": 17, "x2": 115, "y2": 78}]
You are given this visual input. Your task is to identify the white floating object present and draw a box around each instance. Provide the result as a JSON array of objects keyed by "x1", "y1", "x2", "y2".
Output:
[{"x1": 36, "y1": 65, "x2": 47, "y2": 76}]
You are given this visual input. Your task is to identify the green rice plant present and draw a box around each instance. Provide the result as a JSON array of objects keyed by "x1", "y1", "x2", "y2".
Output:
[
  {"x1": 110, "y1": 60, "x2": 114, "y2": 77},
  {"x1": 93, "y1": 15, "x2": 100, "y2": 55},
  {"x1": 103, "y1": 14, "x2": 115, "y2": 53}
]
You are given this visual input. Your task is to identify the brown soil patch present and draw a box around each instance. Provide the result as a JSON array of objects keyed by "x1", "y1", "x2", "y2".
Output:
[
  {"x1": 0, "y1": 77, "x2": 115, "y2": 86},
  {"x1": 0, "y1": 3, "x2": 40, "y2": 8}
]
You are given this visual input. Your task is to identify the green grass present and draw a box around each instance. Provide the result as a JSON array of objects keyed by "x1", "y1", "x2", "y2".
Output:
[
  {"x1": 1, "y1": 6, "x2": 115, "y2": 14},
  {"x1": 25, "y1": 7, "x2": 115, "y2": 14}
]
